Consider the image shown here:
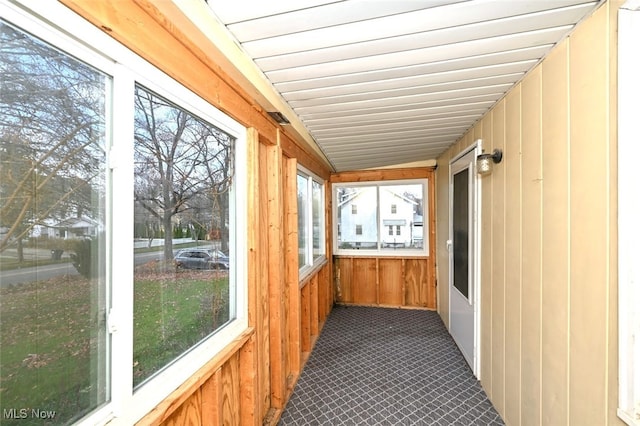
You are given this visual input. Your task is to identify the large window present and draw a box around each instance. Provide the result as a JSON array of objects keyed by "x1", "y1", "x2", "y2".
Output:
[
  {"x1": 132, "y1": 85, "x2": 236, "y2": 387},
  {"x1": 0, "y1": 18, "x2": 109, "y2": 424},
  {"x1": 297, "y1": 168, "x2": 325, "y2": 274},
  {"x1": 333, "y1": 180, "x2": 428, "y2": 256},
  {"x1": 0, "y1": 4, "x2": 247, "y2": 425}
]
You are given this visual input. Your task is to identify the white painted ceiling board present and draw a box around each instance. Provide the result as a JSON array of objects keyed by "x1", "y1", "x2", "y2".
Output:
[
  {"x1": 205, "y1": 0, "x2": 604, "y2": 171},
  {"x1": 311, "y1": 119, "x2": 477, "y2": 137},
  {"x1": 263, "y1": 27, "x2": 572, "y2": 81},
  {"x1": 224, "y1": 0, "x2": 464, "y2": 41},
  {"x1": 281, "y1": 61, "x2": 538, "y2": 100},
  {"x1": 239, "y1": 0, "x2": 596, "y2": 56},
  {"x1": 286, "y1": 73, "x2": 525, "y2": 108},
  {"x1": 252, "y1": 4, "x2": 596, "y2": 70},
  {"x1": 272, "y1": 46, "x2": 552, "y2": 93},
  {"x1": 209, "y1": 0, "x2": 338, "y2": 24},
  {"x1": 300, "y1": 100, "x2": 496, "y2": 122},
  {"x1": 294, "y1": 87, "x2": 511, "y2": 115}
]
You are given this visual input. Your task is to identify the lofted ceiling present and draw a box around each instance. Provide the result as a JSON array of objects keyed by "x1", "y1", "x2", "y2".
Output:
[{"x1": 204, "y1": 0, "x2": 603, "y2": 172}]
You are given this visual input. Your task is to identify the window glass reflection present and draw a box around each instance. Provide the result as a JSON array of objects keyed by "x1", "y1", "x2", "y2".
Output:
[
  {"x1": 0, "y1": 20, "x2": 109, "y2": 423},
  {"x1": 133, "y1": 85, "x2": 235, "y2": 387}
]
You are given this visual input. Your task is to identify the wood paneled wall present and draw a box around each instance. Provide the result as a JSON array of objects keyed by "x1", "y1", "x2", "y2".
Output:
[
  {"x1": 331, "y1": 168, "x2": 437, "y2": 310},
  {"x1": 56, "y1": 2, "x2": 334, "y2": 425},
  {"x1": 335, "y1": 257, "x2": 436, "y2": 309},
  {"x1": 435, "y1": 2, "x2": 624, "y2": 425}
]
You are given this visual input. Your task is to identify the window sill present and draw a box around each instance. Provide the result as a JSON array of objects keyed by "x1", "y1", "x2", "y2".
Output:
[{"x1": 135, "y1": 327, "x2": 254, "y2": 425}]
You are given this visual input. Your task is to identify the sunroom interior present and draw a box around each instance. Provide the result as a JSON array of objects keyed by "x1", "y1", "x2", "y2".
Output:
[{"x1": 1, "y1": 0, "x2": 638, "y2": 425}]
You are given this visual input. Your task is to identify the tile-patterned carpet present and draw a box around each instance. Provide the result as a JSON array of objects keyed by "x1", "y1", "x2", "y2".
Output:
[{"x1": 279, "y1": 306, "x2": 504, "y2": 425}]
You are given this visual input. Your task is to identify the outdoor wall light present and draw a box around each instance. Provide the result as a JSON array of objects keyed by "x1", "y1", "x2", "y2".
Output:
[
  {"x1": 476, "y1": 149, "x2": 503, "y2": 175},
  {"x1": 267, "y1": 111, "x2": 290, "y2": 125}
]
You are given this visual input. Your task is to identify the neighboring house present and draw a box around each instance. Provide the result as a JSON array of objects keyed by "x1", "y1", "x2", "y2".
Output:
[
  {"x1": 337, "y1": 187, "x2": 377, "y2": 248},
  {"x1": 412, "y1": 214, "x2": 423, "y2": 248},
  {"x1": 51, "y1": 216, "x2": 99, "y2": 239},
  {"x1": 338, "y1": 187, "x2": 420, "y2": 248},
  {"x1": 379, "y1": 188, "x2": 417, "y2": 248}
]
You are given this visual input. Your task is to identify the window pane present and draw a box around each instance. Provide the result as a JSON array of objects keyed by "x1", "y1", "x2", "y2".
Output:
[
  {"x1": 380, "y1": 184, "x2": 424, "y2": 250},
  {"x1": 312, "y1": 180, "x2": 322, "y2": 260},
  {"x1": 336, "y1": 186, "x2": 377, "y2": 250},
  {"x1": 297, "y1": 174, "x2": 309, "y2": 268},
  {"x1": 0, "y1": 20, "x2": 109, "y2": 423},
  {"x1": 133, "y1": 85, "x2": 234, "y2": 387}
]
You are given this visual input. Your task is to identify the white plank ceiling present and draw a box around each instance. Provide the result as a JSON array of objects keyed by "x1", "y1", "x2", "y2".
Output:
[{"x1": 206, "y1": 0, "x2": 603, "y2": 172}]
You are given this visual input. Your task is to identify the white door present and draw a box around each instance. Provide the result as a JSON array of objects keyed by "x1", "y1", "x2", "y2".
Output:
[{"x1": 449, "y1": 148, "x2": 478, "y2": 373}]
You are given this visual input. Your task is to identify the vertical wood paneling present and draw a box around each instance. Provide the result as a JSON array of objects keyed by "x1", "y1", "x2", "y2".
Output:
[
  {"x1": 239, "y1": 334, "x2": 258, "y2": 425},
  {"x1": 352, "y1": 258, "x2": 377, "y2": 304},
  {"x1": 310, "y1": 275, "x2": 319, "y2": 337},
  {"x1": 335, "y1": 257, "x2": 434, "y2": 309},
  {"x1": 504, "y1": 85, "x2": 522, "y2": 426},
  {"x1": 379, "y1": 259, "x2": 403, "y2": 305},
  {"x1": 266, "y1": 143, "x2": 286, "y2": 409},
  {"x1": 480, "y1": 113, "x2": 494, "y2": 394},
  {"x1": 246, "y1": 128, "x2": 268, "y2": 421},
  {"x1": 221, "y1": 354, "x2": 240, "y2": 425},
  {"x1": 284, "y1": 158, "x2": 300, "y2": 378},
  {"x1": 317, "y1": 266, "x2": 327, "y2": 323},
  {"x1": 300, "y1": 284, "x2": 311, "y2": 353},
  {"x1": 491, "y1": 99, "x2": 507, "y2": 417},
  {"x1": 163, "y1": 392, "x2": 202, "y2": 426},
  {"x1": 258, "y1": 144, "x2": 272, "y2": 414},
  {"x1": 541, "y1": 41, "x2": 570, "y2": 426},
  {"x1": 201, "y1": 370, "x2": 222, "y2": 425},
  {"x1": 520, "y1": 67, "x2": 543, "y2": 426},
  {"x1": 437, "y1": 6, "x2": 621, "y2": 424},
  {"x1": 336, "y1": 257, "x2": 353, "y2": 303},
  {"x1": 405, "y1": 259, "x2": 430, "y2": 307},
  {"x1": 568, "y1": 5, "x2": 609, "y2": 424}
]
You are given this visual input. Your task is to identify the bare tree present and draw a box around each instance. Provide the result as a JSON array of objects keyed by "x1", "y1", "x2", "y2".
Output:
[
  {"x1": 0, "y1": 21, "x2": 106, "y2": 259},
  {"x1": 133, "y1": 86, "x2": 234, "y2": 261}
]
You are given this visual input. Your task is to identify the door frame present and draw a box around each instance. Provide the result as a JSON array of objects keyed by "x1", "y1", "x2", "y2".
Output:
[
  {"x1": 618, "y1": 3, "x2": 640, "y2": 424},
  {"x1": 448, "y1": 140, "x2": 482, "y2": 378}
]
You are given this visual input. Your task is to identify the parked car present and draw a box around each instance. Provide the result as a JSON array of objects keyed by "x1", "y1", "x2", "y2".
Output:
[{"x1": 174, "y1": 248, "x2": 229, "y2": 270}]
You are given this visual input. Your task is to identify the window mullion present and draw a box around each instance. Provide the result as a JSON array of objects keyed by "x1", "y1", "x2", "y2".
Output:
[
  {"x1": 376, "y1": 186, "x2": 382, "y2": 250},
  {"x1": 110, "y1": 64, "x2": 136, "y2": 415},
  {"x1": 307, "y1": 176, "x2": 313, "y2": 265}
]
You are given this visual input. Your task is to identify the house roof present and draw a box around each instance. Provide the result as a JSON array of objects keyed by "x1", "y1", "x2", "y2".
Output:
[
  {"x1": 53, "y1": 216, "x2": 98, "y2": 229},
  {"x1": 193, "y1": 0, "x2": 603, "y2": 172}
]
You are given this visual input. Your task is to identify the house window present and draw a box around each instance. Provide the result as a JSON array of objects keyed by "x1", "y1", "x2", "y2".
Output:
[
  {"x1": 132, "y1": 85, "x2": 236, "y2": 387},
  {"x1": 297, "y1": 173, "x2": 309, "y2": 269},
  {"x1": 297, "y1": 167, "x2": 325, "y2": 276},
  {"x1": 334, "y1": 180, "x2": 428, "y2": 255},
  {"x1": 0, "y1": 4, "x2": 247, "y2": 424},
  {"x1": 0, "y1": 18, "x2": 109, "y2": 423},
  {"x1": 312, "y1": 179, "x2": 323, "y2": 261},
  {"x1": 351, "y1": 204, "x2": 357, "y2": 214}
]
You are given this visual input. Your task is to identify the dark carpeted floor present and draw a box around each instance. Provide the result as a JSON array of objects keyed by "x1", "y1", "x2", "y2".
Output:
[{"x1": 279, "y1": 306, "x2": 504, "y2": 425}]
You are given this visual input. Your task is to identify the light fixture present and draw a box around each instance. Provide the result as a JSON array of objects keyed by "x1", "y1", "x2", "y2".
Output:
[
  {"x1": 267, "y1": 111, "x2": 290, "y2": 125},
  {"x1": 476, "y1": 149, "x2": 503, "y2": 175}
]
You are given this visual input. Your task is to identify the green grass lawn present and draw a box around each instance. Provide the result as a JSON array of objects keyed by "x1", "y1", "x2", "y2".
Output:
[
  {"x1": 0, "y1": 263, "x2": 229, "y2": 424},
  {"x1": 133, "y1": 265, "x2": 229, "y2": 386}
]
